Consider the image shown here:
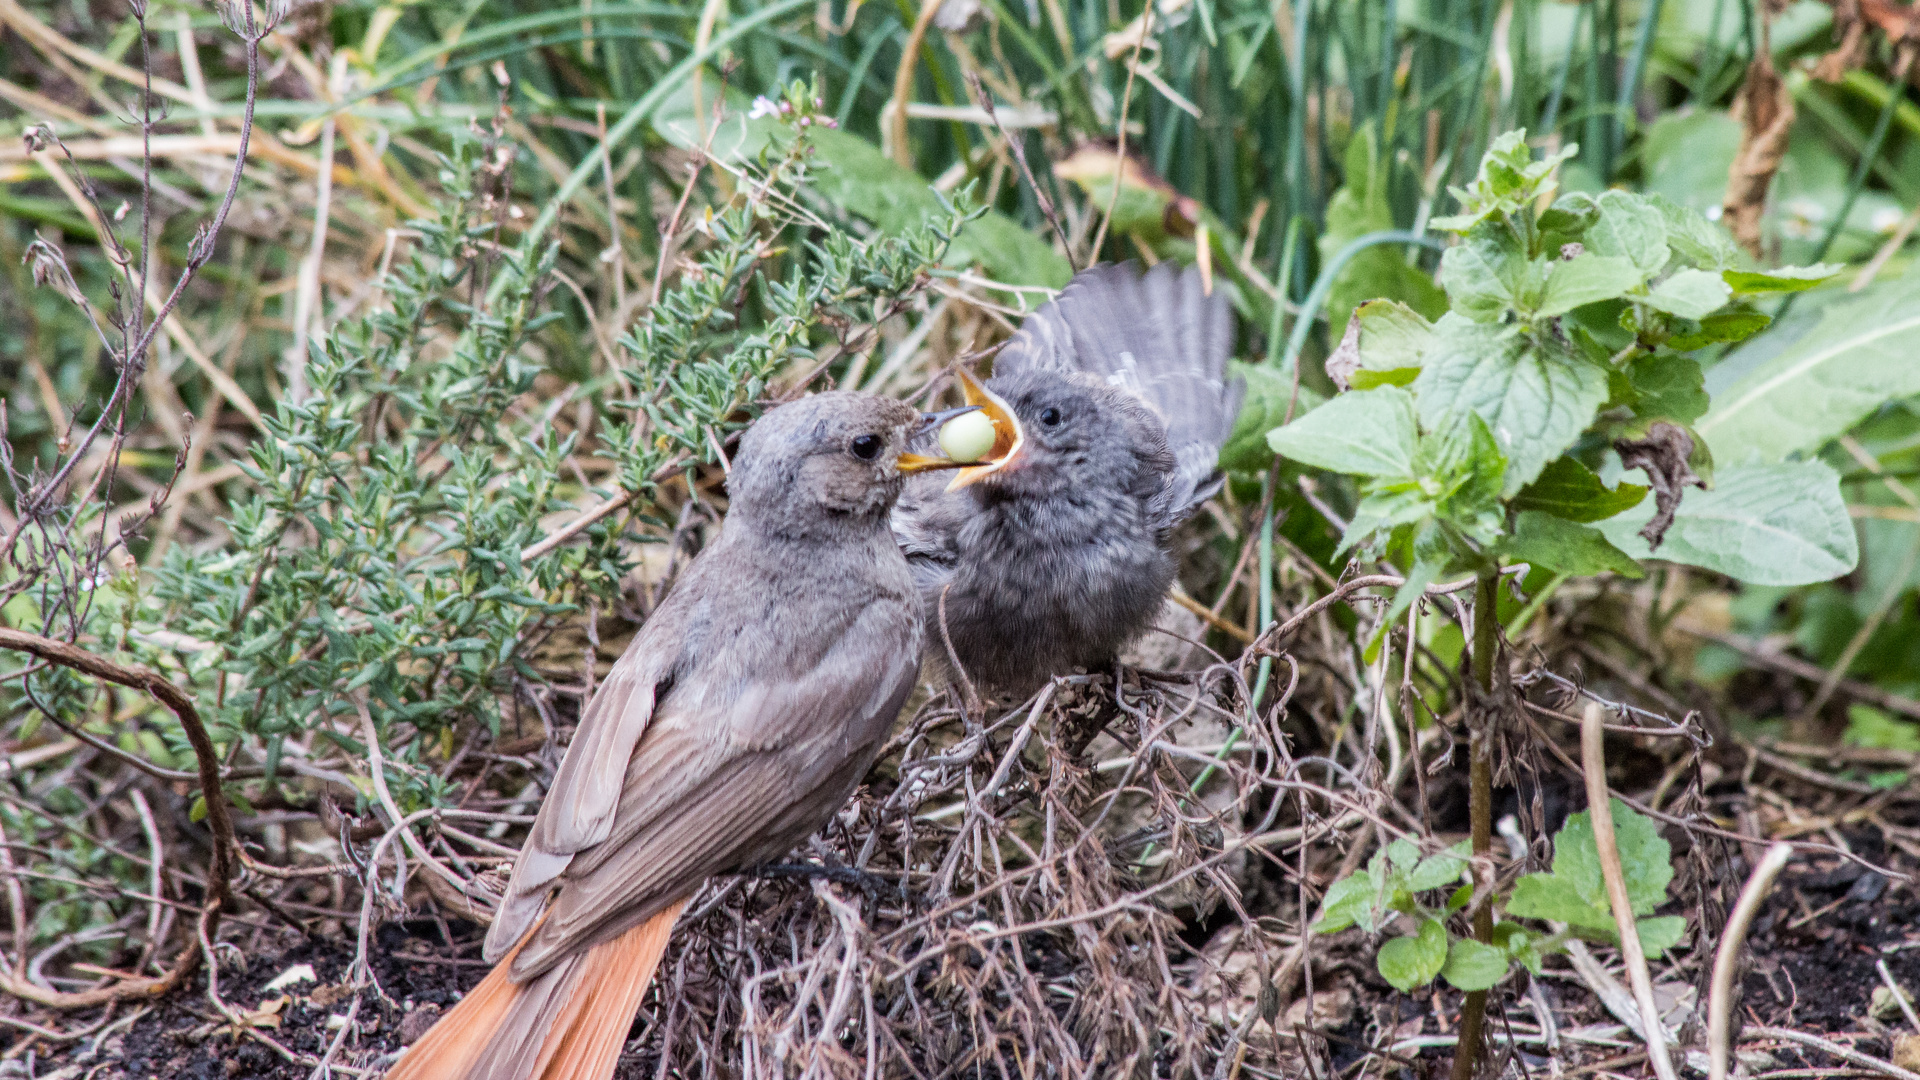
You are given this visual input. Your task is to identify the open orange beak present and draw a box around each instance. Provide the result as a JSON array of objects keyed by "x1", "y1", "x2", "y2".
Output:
[
  {"x1": 895, "y1": 407, "x2": 984, "y2": 473},
  {"x1": 944, "y1": 368, "x2": 1024, "y2": 492}
]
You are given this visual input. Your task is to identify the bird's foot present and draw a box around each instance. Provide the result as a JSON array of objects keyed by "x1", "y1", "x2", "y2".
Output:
[{"x1": 748, "y1": 862, "x2": 903, "y2": 901}]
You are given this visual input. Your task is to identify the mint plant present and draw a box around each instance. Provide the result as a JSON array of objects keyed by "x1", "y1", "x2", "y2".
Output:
[
  {"x1": 1268, "y1": 130, "x2": 1854, "y2": 1078},
  {"x1": 1318, "y1": 800, "x2": 1681, "y2": 995}
]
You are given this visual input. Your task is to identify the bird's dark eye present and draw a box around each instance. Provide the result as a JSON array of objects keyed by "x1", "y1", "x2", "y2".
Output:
[
  {"x1": 849, "y1": 434, "x2": 884, "y2": 461},
  {"x1": 1039, "y1": 406, "x2": 1063, "y2": 426}
]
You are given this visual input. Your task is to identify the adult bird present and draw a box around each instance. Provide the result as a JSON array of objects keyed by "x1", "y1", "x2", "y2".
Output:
[
  {"x1": 892, "y1": 260, "x2": 1242, "y2": 698},
  {"x1": 384, "y1": 393, "x2": 967, "y2": 1080}
]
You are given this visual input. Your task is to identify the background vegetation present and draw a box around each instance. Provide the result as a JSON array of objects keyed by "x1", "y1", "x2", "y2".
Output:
[{"x1": 3, "y1": 0, "x2": 1920, "y2": 1075}]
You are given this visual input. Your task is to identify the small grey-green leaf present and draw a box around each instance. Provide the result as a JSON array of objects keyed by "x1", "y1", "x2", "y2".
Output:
[
  {"x1": 1584, "y1": 191, "x2": 1669, "y2": 277},
  {"x1": 1549, "y1": 799, "x2": 1675, "y2": 917},
  {"x1": 1644, "y1": 268, "x2": 1733, "y2": 319},
  {"x1": 1597, "y1": 461, "x2": 1858, "y2": 586},
  {"x1": 1636, "y1": 915, "x2": 1688, "y2": 959},
  {"x1": 1507, "y1": 872, "x2": 1615, "y2": 931},
  {"x1": 1268, "y1": 386, "x2": 1417, "y2": 479},
  {"x1": 1537, "y1": 254, "x2": 1644, "y2": 316}
]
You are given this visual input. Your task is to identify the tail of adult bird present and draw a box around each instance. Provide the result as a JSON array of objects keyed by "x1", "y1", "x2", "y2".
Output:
[
  {"x1": 384, "y1": 900, "x2": 688, "y2": 1080},
  {"x1": 993, "y1": 260, "x2": 1242, "y2": 523}
]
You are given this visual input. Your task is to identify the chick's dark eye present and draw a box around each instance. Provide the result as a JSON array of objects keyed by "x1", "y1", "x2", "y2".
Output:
[
  {"x1": 849, "y1": 434, "x2": 884, "y2": 461},
  {"x1": 1039, "y1": 406, "x2": 1063, "y2": 426}
]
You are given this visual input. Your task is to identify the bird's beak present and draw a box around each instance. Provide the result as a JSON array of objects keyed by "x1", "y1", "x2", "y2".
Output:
[{"x1": 943, "y1": 368, "x2": 1025, "y2": 492}]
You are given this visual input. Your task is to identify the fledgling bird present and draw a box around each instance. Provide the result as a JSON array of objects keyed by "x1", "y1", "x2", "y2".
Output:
[
  {"x1": 384, "y1": 392, "x2": 966, "y2": 1080},
  {"x1": 892, "y1": 261, "x2": 1241, "y2": 698}
]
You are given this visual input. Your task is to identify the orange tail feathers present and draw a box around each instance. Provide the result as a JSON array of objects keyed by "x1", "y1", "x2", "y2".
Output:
[{"x1": 383, "y1": 900, "x2": 688, "y2": 1080}]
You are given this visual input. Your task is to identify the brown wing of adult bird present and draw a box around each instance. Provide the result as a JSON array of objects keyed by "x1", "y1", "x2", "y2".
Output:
[{"x1": 384, "y1": 392, "x2": 968, "y2": 1080}]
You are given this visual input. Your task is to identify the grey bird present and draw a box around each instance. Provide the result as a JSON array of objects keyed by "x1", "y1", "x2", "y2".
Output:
[
  {"x1": 385, "y1": 392, "x2": 967, "y2": 1080},
  {"x1": 892, "y1": 261, "x2": 1242, "y2": 698}
]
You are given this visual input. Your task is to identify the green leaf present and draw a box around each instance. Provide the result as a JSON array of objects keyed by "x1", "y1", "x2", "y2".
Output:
[
  {"x1": 1407, "y1": 849, "x2": 1469, "y2": 892},
  {"x1": 1649, "y1": 193, "x2": 1739, "y2": 271},
  {"x1": 1625, "y1": 354, "x2": 1710, "y2": 425},
  {"x1": 1666, "y1": 308, "x2": 1770, "y2": 351},
  {"x1": 1492, "y1": 921, "x2": 1544, "y2": 975},
  {"x1": 1551, "y1": 799, "x2": 1675, "y2": 917},
  {"x1": 1377, "y1": 918, "x2": 1449, "y2": 992},
  {"x1": 1442, "y1": 938, "x2": 1511, "y2": 991},
  {"x1": 1349, "y1": 300, "x2": 1436, "y2": 389},
  {"x1": 1221, "y1": 362, "x2": 1320, "y2": 475},
  {"x1": 1507, "y1": 871, "x2": 1614, "y2": 931},
  {"x1": 1696, "y1": 270, "x2": 1920, "y2": 463},
  {"x1": 1843, "y1": 704, "x2": 1920, "y2": 753},
  {"x1": 1537, "y1": 254, "x2": 1645, "y2": 317},
  {"x1": 1503, "y1": 511, "x2": 1644, "y2": 578},
  {"x1": 1412, "y1": 317, "x2": 1609, "y2": 496},
  {"x1": 1723, "y1": 263, "x2": 1844, "y2": 294},
  {"x1": 1597, "y1": 461, "x2": 1859, "y2": 585},
  {"x1": 1440, "y1": 226, "x2": 1539, "y2": 323},
  {"x1": 1512, "y1": 457, "x2": 1648, "y2": 522},
  {"x1": 1315, "y1": 872, "x2": 1378, "y2": 934},
  {"x1": 1636, "y1": 916, "x2": 1688, "y2": 959},
  {"x1": 1584, "y1": 191, "x2": 1670, "y2": 278},
  {"x1": 1268, "y1": 386, "x2": 1418, "y2": 479},
  {"x1": 1643, "y1": 269, "x2": 1732, "y2": 319},
  {"x1": 1431, "y1": 130, "x2": 1576, "y2": 232}
]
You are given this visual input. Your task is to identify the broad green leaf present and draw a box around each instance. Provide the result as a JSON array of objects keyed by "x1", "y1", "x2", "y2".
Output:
[
  {"x1": 1413, "y1": 317, "x2": 1609, "y2": 496},
  {"x1": 1537, "y1": 254, "x2": 1644, "y2": 317},
  {"x1": 1407, "y1": 849, "x2": 1469, "y2": 892},
  {"x1": 1513, "y1": 457, "x2": 1648, "y2": 522},
  {"x1": 1377, "y1": 918, "x2": 1449, "y2": 991},
  {"x1": 1723, "y1": 263, "x2": 1843, "y2": 294},
  {"x1": 1386, "y1": 837, "x2": 1423, "y2": 870},
  {"x1": 1504, "y1": 511, "x2": 1643, "y2": 578},
  {"x1": 1491, "y1": 921, "x2": 1544, "y2": 976},
  {"x1": 1643, "y1": 269, "x2": 1732, "y2": 319},
  {"x1": 1649, "y1": 192, "x2": 1739, "y2": 271},
  {"x1": 1696, "y1": 270, "x2": 1920, "y2": 463},
  {"x1": 1442, "y1": 938, "x2": 1510, "y2": 991},
  {"x1": 1626, "y1": 354, "x2": 1709, "y2": 424},
  {"x1": 1598, "y1": 461, "x2": 1858, "y2": 585},
  {"x1": 1439, "y1": 226, "x2": 1539, "y2": 323},
  {"x1": 1507, "y1": 872, "x2": 1613, "y2": 931},
  {"x1": 1314, "y1": 872, "x2": 1378, "y2": 934},
  {"x1": 1584, "y1": 191, "x2": 1669, "y2": 278},
  {"x1": 1537, "y1": 192, "x2": 1599, "y2": 253},
  {"x1": 1666, "y1": 308, "x2": 1770, "y2": 351},
  {"x1": 1268, "y1": 386, "x2": 1417, "y2": 479},
  {"x1": 1341, "y1": 487, "x2": 1439, "y2": 553},
  {"x1": 1551, "y1": 799, "x2": 1675, "y2": 917},
  {"x1": 1221, "y1": 362, "x2": 1321, "y2": 475},
  {"x1": 1320, "y1": 127, "x2": 1450, "y2": 333},
  {"x1": 1350, "y1": 300, "x2": 1436, "y2": 388},
  {"x1": 1636, "y1": 916, "x2": 1688, "y2": 959}
]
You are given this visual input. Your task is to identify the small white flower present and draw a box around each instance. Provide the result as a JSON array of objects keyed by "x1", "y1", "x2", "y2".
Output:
[{"x1": 748, "y1": 95, "x2": 779, "y2": 119}]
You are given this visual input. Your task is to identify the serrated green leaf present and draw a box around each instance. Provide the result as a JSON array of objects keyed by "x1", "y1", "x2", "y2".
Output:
[
  {"x1": 1512, "y1": 457, "x2": 1648, "y2": 522},
  {"x1": 1440, "y1": 226, "x2": 1539, "y2": 323},
  {"x1": 1386, "y1": 837, "x2": 1423, "y2": 870},
  {"x1": 1442, "y1": 938, "x2": 1511, "y2": 991},
  {"x1": 1268, "y1": 386, "x2": 1417, "y2": 479},
  {"x1": 1412, "y1": 317, "x2": 1609, "y2": 496},
  {"x1": 1723, "y1": 263, "x2": 1843, "y2": 294},
  {"x1": 1407, "y1": 850, "x2": 1469, "y2": 892},
  {"x1": 1503, "y1": 511, "x2": 1644, "y2": 578},
  {"x1": 1431, "y1": 130, "x2": 1576, "y2": 232},
  {"x1": 1315, "y1": 872, "x2": 1378, "y2": 934},
  {"x1": 1697, "y1": 270, "x2": 1920, "y2": 463},
  {"x1": 1584, "y1": 191, "x2": 1669, "y2": 277},
  {"x1": 1552, "y1": 799, "x2": 1675, "y2": 917},
  {"x1": 1377, "y1": 918, "x2": 1449, "y2": 991},
  {"x1": 1648, "y1": 193, "x2": 1740, "y2": 271},
  {"x1": 1507, "y1": 871, "x2": 1614, "y2": 931},
  {"x1": 1537, "y1": 254, "x2": 1645, "y2": 316},
  {"x1": 1598, "y1": 461, "x2": 1858, "y2": 585},
  {"x1": 1644, "y1": 269, "x2": 1732, "y2": 319}
]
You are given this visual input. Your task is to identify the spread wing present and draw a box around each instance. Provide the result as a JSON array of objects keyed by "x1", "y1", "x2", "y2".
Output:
[
  {"x1": 486, "y1": 550, "x2": 921, "y2": 979},
  {"x1": 994, "y1": 261, "x2": 1242, "y2": 527}
]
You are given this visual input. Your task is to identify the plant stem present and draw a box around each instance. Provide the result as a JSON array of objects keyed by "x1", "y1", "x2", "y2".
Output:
[{"x1": 1449, "y1": 567, "x2": 1500, "y2": 1080}]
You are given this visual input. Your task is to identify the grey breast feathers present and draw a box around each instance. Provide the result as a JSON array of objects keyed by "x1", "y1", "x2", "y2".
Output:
[{"x1": 995, "y1": 260, "x2": 1243, "y2": 528}]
